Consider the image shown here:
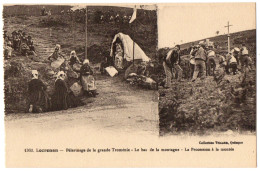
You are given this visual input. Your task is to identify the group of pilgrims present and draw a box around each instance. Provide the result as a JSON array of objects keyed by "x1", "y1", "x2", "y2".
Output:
[
  {"x1": 4, "y1": 30, "x2": 36, "y2": 59},
  {"x1": 4, "y1": 28, "x2": 98, "y2": 113},
  {"x1": 29, "y1": 47, "x2": 99, "y2": 113},
  {"x1": 27, "y1": 43, "x2": 99, "y2": 113},
  {"x1": 163, "y1": 41, "x2": 252, "y2": 88}
]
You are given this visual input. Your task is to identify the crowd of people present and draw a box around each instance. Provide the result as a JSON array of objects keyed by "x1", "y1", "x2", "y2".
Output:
[
  {"x1": 163, "y1": 41, "x2": 252, "y2": 88},
  {"x1": 40, "y1": 6, "x2": 86, "y2": 23},
  {"x1": 4, "y1": 29, "x2": 98, "y2": 113},
  {"x1": 4, "y1": 30, "x2": 36, "y2": 59},
  {"x1": 26, "y1": 43, "x2": 99, "y2": 113}
]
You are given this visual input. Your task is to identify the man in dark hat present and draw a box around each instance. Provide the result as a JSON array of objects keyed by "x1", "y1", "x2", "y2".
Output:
[
  {"x1": 191, "y1": 41, "x2": 207, "y2": 82},
  {"x1": 41, "y1": 6, "x2": 46, "y2": 16},
  {"x1": 163, "y1": 44, "x2": 183, "y2": 88}
]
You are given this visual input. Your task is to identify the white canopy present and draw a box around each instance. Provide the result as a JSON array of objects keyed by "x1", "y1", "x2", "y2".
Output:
[{"x1": 110, "y1": 32, "x2": 150, "y2": 62}]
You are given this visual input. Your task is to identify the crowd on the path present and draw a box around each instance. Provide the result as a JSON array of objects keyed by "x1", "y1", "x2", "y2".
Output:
[{"x1": 163, "y1": 41, "x2": 252, "y2": 88}]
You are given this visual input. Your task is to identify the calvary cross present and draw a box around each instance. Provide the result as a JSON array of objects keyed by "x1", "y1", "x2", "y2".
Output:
[
  {"x1": 225, "y1": 21, "x2": 233, "y2": 35},
  {"x1": 225, "y1": 21, "x2": 233, "y2": 53}
]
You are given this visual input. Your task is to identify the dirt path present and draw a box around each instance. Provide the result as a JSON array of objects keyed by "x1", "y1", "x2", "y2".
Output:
[{"x1": 5, "y1": 74, "x2": 159, "y2": 135}]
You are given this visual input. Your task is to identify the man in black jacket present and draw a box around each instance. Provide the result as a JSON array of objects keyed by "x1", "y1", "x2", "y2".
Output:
[{"x1": 163, "y1": 45, "x2": 183, "y2": 88}]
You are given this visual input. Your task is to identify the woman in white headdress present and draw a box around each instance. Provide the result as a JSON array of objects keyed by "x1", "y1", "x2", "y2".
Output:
[
  {"x1": 69, "y1": 50, "x2": 81, "y2": 66},
  {"x1": 48, "y1": 44, "x2": 65, "y2": 62},
  {"x1": 51, "y1": 71, "x2": 69, "y2": 111},
  {"x1": 52, "y1": 71, "x2": 84, "y2": 111},
  {"x1": 68, "y1": 50, "x2": 82, "y2": 73},
  {"x1": 80, "y1": 59, "x2": 98, "y2": 97},
  {"x1": 27, "y1": 70, "x2": 50, "y2": 113}
]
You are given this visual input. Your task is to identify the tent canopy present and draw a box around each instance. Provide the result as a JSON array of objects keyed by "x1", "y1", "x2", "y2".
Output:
[{"x1": 110, "y1": 32, "x2": 150, "y2": 62}]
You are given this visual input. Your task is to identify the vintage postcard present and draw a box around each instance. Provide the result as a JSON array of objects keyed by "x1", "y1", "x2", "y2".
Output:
[{"x1": 2, "y1": 2, "x2": 257, "y2": 167}]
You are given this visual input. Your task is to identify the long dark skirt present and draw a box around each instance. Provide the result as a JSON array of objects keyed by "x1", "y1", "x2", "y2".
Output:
[
  {"x1": 28, "y1": 90, "x2": 51, "y2": 113},
  {"x1": 51, "y1": 79, "x2": 69, "y2": 111}
]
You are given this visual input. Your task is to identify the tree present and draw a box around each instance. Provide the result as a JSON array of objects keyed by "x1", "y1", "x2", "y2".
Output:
[{"x1": 216, "y1": 31, "x2": 220, "y2": 35}]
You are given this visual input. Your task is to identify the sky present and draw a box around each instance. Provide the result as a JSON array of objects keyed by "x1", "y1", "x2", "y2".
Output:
[{"x1": 158, "y1": 3, "x2": 256, "y2": 48}]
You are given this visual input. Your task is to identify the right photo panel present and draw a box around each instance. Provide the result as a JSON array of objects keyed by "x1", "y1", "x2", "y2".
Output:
[{"x1": 158, "y1": 3, "x2": 256, "y2": 136}]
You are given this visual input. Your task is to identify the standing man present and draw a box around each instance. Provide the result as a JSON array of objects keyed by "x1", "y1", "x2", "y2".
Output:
[
  {"x1": 191, "y1": 42, "x2": 207, "y2": 82},
  {"x1": 206, "y1": 45, "x2": 216, "y2": 76},
  {"x1": 227, "y1": 53, "x2": 238, "y2": 75},
  {"x1": 240, "y1": 43, "x2": 250, "y2": 72},
  {"x1": 163, "y1": 45, "x2": 183, "y2": 88},
  {"x1": 231, "y1": 47, "x2": 240, "y2": 65},
  {"x1": 41, "y1": 6, "x2": 46, "y2": 16},
  {"x1": 189, "y1": 45, "x2": 199, "y2": 79}
]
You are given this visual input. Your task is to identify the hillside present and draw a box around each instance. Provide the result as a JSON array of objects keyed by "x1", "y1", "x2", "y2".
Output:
[
  {"x1": 86, "y1": 6, "x2": 157, "y2": 64},
  {"x1": 180, "y1": 29, "x2": 256, "y2": 55}
]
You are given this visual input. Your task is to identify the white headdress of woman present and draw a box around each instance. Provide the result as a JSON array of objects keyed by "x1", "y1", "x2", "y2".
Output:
[
  {"x1": 56, "y1": 71, "x2": 66, "y2": 81},
  {"x1": 83, "y1": 59, "x2": 90, "y2": 65},
  {"x1": 31, "y1": 70, "x2": 38, "y2": 80}
]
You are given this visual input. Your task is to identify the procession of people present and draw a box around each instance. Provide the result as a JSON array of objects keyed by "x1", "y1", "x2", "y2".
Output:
[{"x1": 162, "y1": 41, "x2": 252, "y2": 88}]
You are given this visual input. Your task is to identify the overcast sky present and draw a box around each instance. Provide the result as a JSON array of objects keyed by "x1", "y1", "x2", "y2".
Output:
[{"x1": 158, "y1": 3, "x2": 256, "y2": 48}]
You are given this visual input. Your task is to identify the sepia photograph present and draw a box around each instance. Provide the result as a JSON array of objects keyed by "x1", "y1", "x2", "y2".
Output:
[
  {"x1": 1, "y1": 1, "x2": 257, "y2": 168},
  {"x1": 157, "y1": 3, "x2": 256, "y2": 136}
]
